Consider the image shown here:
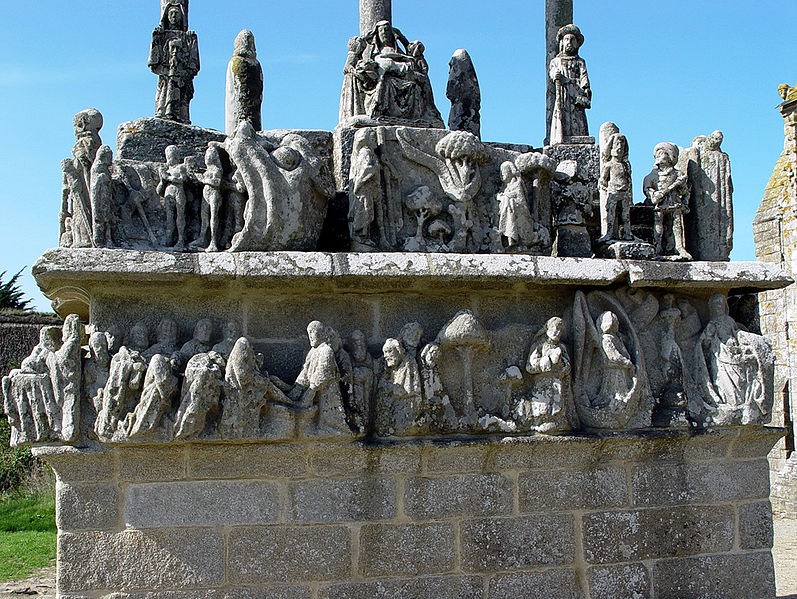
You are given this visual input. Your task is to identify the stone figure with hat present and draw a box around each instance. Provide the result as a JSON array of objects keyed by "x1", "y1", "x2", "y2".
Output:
[{"x1": 548, "y1": 24, "x2": 591, "y2": 145}]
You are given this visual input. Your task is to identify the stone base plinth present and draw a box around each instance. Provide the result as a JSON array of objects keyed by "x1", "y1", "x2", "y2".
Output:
[{"x1": 38, "y1": 426, "x2": 782, "y2": 599}]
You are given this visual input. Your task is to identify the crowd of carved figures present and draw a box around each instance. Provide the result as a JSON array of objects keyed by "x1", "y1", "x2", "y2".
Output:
[
  {"x1": 3, "y1": 290, "x2": 774, "y2": 447},
  {"x1": 56, "y1": 6, "x2": 735, "y2": 263}
]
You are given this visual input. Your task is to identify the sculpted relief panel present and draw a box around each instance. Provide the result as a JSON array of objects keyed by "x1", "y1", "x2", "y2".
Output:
[{"x1": 3, "y1": 290, "x2": 774, "y2": 448}]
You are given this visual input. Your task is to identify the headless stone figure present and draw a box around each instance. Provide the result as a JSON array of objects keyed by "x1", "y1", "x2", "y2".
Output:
[
  {"x1": 447, "y1": 49, "x2": 481, "y2": 139},
  {"x1": 225, "y1": 30, "x2": 263, "y2": 135}
]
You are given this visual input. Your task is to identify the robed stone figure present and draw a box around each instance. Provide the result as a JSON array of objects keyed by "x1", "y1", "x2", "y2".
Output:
[
  {"x1": 149, "y1": 0, "x2": 200, "y2": 124},
  {"x1": 548, "y1": 24, "x2": 591, "y2": 144}
]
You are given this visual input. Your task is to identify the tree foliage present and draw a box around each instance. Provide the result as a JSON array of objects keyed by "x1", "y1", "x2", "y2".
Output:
[{"x1": 0, "y1": 270, "x2": 32, "y2": 312}]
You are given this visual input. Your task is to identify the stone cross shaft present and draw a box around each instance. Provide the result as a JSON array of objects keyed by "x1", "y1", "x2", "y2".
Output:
[{"x1": 360, "y1": 0, "x2": 392, "y2": 35}]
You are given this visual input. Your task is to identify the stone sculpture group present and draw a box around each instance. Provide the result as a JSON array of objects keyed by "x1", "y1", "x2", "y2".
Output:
[{"x1": 4, "y1": 288, "x2": 774, "y2": 447}]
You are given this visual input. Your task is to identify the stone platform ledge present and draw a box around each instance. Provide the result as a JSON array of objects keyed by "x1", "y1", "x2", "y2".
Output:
[{"x1": 33, "y1": 248, "x2": 792, "y2": 295}]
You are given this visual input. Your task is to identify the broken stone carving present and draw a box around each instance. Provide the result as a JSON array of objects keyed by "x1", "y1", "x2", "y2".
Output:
[
  {"x1": 550, "y1": 159, "x2": 593, "y2": 257},
  {"x1": 685, "y1": 131, "x2": 734, "y2": 261},
  {"x1": 548, "y1": 24, "x2": 591, "y2": 145},
  {"x1": 694, "y1": 293, "x2": 774, "y2": 425},
  {"x1": 338, "y1": 20, "x2": 444, "y2": 128},
  {"x1": 149, "y1": 0, "x2": 200, "y2": 124},
  {"x1": 496, "y1": 158, "x2": 550, "y2": 254},
  {"x1": 225, "y1": 30, "x2": 263, "y2": 136},
  {"x1": 447, "y1": 49, "x2": 481, "y2": 138},
  {"x1": 2, "y1": 315, "x2": 83, "y2": 446},
  {"x1": 643, "y1": 142, "x2": 692, "y2": 260},
  {"x1": 598, "y1": 125, "x2": 633, "y2": 243}
]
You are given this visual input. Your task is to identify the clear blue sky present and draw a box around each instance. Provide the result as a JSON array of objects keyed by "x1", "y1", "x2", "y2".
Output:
[{"x1": 1, "y1": 1, "x2": 795, "y2": 311}]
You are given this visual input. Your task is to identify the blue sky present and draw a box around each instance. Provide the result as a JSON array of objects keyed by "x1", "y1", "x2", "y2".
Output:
[{"x1": 1, "y1": 0, "x2": 795, "y2": 311}]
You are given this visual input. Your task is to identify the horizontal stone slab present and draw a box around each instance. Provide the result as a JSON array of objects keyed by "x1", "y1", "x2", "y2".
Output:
[{"x1": 33, "y1": 249, "x2": 791, "y2": 305}]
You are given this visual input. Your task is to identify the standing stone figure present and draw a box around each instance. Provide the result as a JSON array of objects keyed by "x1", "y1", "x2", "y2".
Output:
[
  {"x1": 96, "y1": 345, "x2": 147, "y2": 440},
  {"x1": 174, "y1": 351, "x2": 226, "y2": 440},
  {"x1": 158, "y1": 145, "x2": 189, "y2": 250},
  {"x1": 225, "y1": 30, "x2": 263, "y2": 136},
  {"x1": 497, "y1": 161, "x2": 536, "y2": 252},
  {"x1": 694, "y1": 293, "x2": 774, "y2": 426},
  {"x1": 348, "y1": 330, "x2": 374, "y2": 431},
  {"x1": 447, "y1": 49, "x2": 481, "y2": 138},
  {"x1": 84, "y1": 332, "x2": 111, "y2": 417},
  {"x1": 643, "y1": 142, "x2": 691, "y2": 260},
  {"x1": 89, "y1": 146, "x2": 114, "y2": 248},
  {"x1": 291, "y1": 321, "x2": 349, "y2": 434},
  {"x1": 60, "y1": 109, "x2": 103, "y2": 248},
  {"x1": 148, "y1": 0, "x2": 200, "y2": 124},
  {"x1": 420, "y1": 342, "x2": 458, "y2": 432},
  {"x1": 690, "y1": 131, "x2": 734, "y2": 260},
  {"x1": 193, "y1": 144, "x2": 225, "y2": 252},
  {"x1": 219, "y1": 337, "x2": 270, "y2": 439},
  {"x1": 123, "y1": 354, "x2": 179, "y2": 441},
  {"x1": 340, "y1": 36, "x2": 367, "y2": 124},
  {"x1": 548, "y1": 24, "x2": 591, "y2": 145},
  {"x1": 376, "y1": 338, "x2": 423, "y2": 436},
  {"x1": 519, "y1": 317, "x2": 574, "y2": 433},
  {"x1": 598, "y1": 133, "x2": 633, "y2": 243}
]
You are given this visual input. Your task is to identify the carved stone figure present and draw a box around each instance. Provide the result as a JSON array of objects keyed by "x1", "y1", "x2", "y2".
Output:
[
  {"x1": 398, "y1": 322, "x2": 424, "y2": 359},
  {"x1": 126, "y1": 322, "x2": 150, "y2": 353},
  {"x1": 84, "y1": 332, "x2": 111, "y2": 418},
  {"x1": 339, "y1": 20, "x2": 443, "y2": 127},
  {"x1": 695, "y1": 293, "x2": 774, "y2": 425},
  {"x1": 174, "y1": 351, "x2": 225, "y2": 440},
  {"x1": 548, "y1": 24, "x2": 591, "y2": 145},
  {"x1": 179, "y1": 319, "x2": 213, "y2": 365},
  {"x1": 89, "y1": 146, "x2": 114, "y2": 248},
  {"x1": 376, "y1": 338, "x2": 423, "y2": 435},
  {"x1": 148, "y1": 0, "x2": 200, "y2": 124},
  {"x1": 142, "y1": 318, "x2": 179, "y2": 362},
  {"x1": 225, "y1": 30, "x2": 263, "y2": 135},
  {"x1": 158, "y1": 145, "x2": 189, "y2": 250},
  {"x1": 191, "y1": 144, "x2": 225, "y2": 252},
  {"x1": 420, "y1": 342, "x2": 458, "y2": 432},
  {"x1": 653, "y1": 294, "x2": 693, "y2": 427},
  {"x1": 212, "y1": 321, "x2": 241, "y2": 359},
  {"x1": 348, "y1": 330, "x2": 374, "y2": 431},
  {"x1": 2, "y1": 316, "x2": 83, "y2": 446},
  {"x1": 60, "y1": 109, "x2": 103, "y2": 248},
  {"x1": 688, "y1": 131, "x2": 734, "y2": 261},
  {"x1": 519, "y1": 317, "x2": 574, "y2": 433},
  {"x1": 224, "y1": 123, "x2": 332, "y2": 252},
  {"x1": 643, "y1": 142, "x2": 691, "y2": 260},
  {"x1": 348, "y1": 145, "x2": 381, "y2": 250},
  {"x1": 291, "y1": 321, "x2": 349, "y2": 434},
  {"x1": 328, "y1": 327, "x2": 354, "y2": 407},
  {"x1": 219, "y1": 338, "x2": 270, "y2": 439},
  {"x1": 497, "y1": 161, "x2": 537, "y2": 252},
  {"x1": 598, "y1": 132, "x2": 633, "y2": 243},
  {"x1": 123, "y1": 354, "x2": 179, "y2": 441},
  {"x1": 397, "y1": 129, "x2": 487, "y2": 252},
  {"x1": 572, "y1": 291, "x2": 651, "y2": 429},
  {"x1": 447, "y1": 49, "x2": 481, "y2": 138},
  {"x1": 96, "y1": 345, "x2": 147, "y2": 440}
]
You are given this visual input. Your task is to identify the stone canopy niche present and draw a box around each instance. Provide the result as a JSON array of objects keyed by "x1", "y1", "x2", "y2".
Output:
[{"x1": 3, "y1": 1, "x2": 790, "y2": 598}]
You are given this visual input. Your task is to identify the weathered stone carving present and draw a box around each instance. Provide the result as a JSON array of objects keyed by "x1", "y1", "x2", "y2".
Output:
[
  {"x1": 598, "y1": 128, "x2": 633, "y2": 243},
  {"x1": 96, "y1": 345, "x2": 147, "y2": 440},
  {"x1": 192, "y1": 144, "x2": 225, "y2": 252},
  {"x1": 225, "y1": 30, "x2": 263, "y2": 136},
  {"x1": 397, "y1": 129, "x2": 487, "y2": 252},
  {"x1": 142, "y1": 318, "x2": 179, "y2": 362},
  {"x1": 643, "y1": 142, "x2": 692, "y2": 260},
  {"x1": 290, "y1": 321, "x2": 350, "y2": 435},
  {"x1": 123, "y1": 354, "x2": 179, "y2": 441},
  {"x1": 376, "y1": 338, "x2": 423, "y2": 436},
  {"x1": 347, "y1": 330, "x2": 374, "y2": 431},
  {"x1": 338, "y1": 20, "x2": 443, "y2": 128},
  {"x1": 158, "y1": 145, "x2": 190, "y2": 250},
  {"x1": 686, "y1": 131, "x2": 734, "y2": 261},
  {"x1": 447, "y1": 49, "x2": 481, "y2": 138},
  {"x1": 2, "y1": 315, "x2": 83, "y2": 447},
  {"x1": 212, "y1": 321, "x2": 241, "y2": 359},
  {"x1": 695, "y1": 293, "x2": 774, "y2": 426},
  {"x1": 548, "y1": 24, "x2": 591, "y2": 145},
  {"x1": 550, "y1": 159, "x2": 593, "y2": 257},
  {"x1": 497, "y1": 160, "x2": 549, "y2": 253},
  {"x1": 572, "y1": 291, "x2": 652, "y2": 429},
  {"x1": 149, "y1": 0, "x2": 200, "y2": 124},
  {"x1": 518, "y1": 317, "x2": 575, "y2": 433},
  {"x1": 174, "y1": 351, "x2": 225, "y2": 439}
]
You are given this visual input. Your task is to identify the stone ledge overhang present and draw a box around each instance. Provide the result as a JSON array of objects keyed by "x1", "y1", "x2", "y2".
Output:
[{"x1": 33, "y1": 248, "x2": 793, "y2": 299}]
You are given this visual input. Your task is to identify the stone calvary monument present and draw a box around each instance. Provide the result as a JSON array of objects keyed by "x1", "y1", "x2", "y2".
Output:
[{"x1": 2, "y1": 1, "x2": 791, "y2": 597}]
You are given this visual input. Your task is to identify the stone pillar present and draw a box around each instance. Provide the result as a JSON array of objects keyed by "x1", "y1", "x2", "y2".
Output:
[
  {"x1": 545, "y1": 0, "x2": 573, "y2": 145},
  {"x1": 360, "y1": 0, "x2": 391, "y2": 36}
]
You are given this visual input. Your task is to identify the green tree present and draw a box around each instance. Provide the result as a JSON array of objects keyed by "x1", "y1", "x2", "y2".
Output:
[{"x1": 0, "y1": 270, "x2": 32, "y2": 312}]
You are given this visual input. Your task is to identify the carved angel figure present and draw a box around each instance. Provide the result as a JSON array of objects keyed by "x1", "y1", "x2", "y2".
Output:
[
  {"x1": 572, "y1": 291, "x2": 651, "y2": 429},
  {"x1": 694, "y1": 293, "x2": 774, "y2": 425}
]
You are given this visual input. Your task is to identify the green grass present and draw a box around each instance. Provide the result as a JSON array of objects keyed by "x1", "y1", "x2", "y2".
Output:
[{"x1": 0, "y1": 489, "x2": 56, "y2": 581}]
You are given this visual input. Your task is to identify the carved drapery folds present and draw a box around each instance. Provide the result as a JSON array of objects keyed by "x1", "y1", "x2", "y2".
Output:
[{"x1": 3, "y1": 290, "x2": 775, "y2": 448}]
